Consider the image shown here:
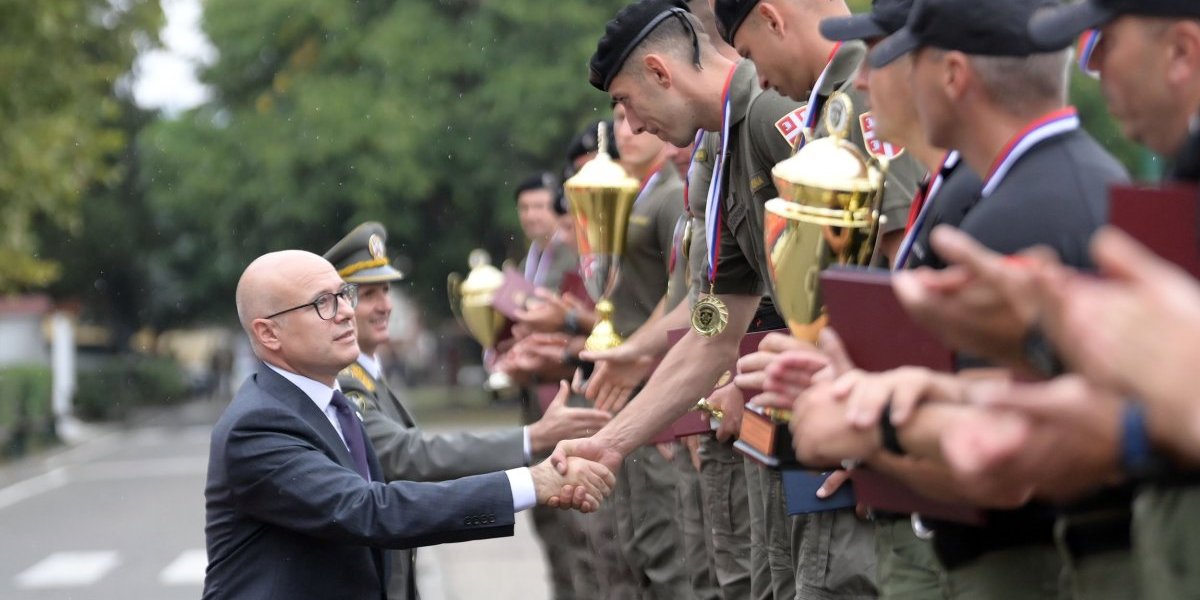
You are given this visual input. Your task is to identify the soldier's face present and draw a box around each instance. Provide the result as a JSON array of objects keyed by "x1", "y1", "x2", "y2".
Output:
[
  {"x1": 609, "y1": 69, "x2": 697, "y2": 147},
  {"x1": 517, "y1": 188, "x2": 557, "y2": 242},
  {"x1": 909, "y1": 48, "x2": 957, "y2": 151},
  {"x1": 354, "y1": 282, "x2": 392, "y2": 353},
  {"x1": 614, "y1": 103, "x2": 668, "y2": 170},
  {"x1": 733, "y1": 24, "x2": 804, "y2": 100},
  {"x1": 1093, "y1": 17, "x2": 1192, "y2": 156},
  {"x1": 855, "y1": 41, "x2": 918, "y2": 147}
]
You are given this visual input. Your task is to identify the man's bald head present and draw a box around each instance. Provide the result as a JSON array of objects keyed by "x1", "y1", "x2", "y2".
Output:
[
  {"x1": 235, "y1": 250, "x2": 332, "y2": 335},
  {"x1": 235, "y1": 250, "x2": 360, "y2": 384}
]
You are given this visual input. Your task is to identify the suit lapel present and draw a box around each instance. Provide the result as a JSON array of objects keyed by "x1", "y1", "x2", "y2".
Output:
[{"x1": 255, "y1": 362, "x2": 360, "y2": 474}]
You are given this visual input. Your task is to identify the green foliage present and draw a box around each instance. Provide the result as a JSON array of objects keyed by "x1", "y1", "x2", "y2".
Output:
[
  {"x1": 139, "y1": 0, "x2": 626, "y2": 326},
  {"x1": 0, "y1": 365, "x2": 55, "y2": 457},
  {"x1": 74, "y1": 356, "x2": 187, "y2": 421},
  {"x1": 0, "y1": 0, "x2": 162, "y2": 292}
]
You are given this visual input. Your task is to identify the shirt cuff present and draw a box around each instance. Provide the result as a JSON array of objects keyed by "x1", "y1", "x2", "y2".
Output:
[
  {"x1": 522, "y1": 426, "x2": 532, "y2": 465},
  {"x1": 505, "y1": 467, "x2": 537, "y2": 512}
]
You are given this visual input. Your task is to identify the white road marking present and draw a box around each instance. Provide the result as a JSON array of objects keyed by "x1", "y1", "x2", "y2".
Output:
[
  {"x1": 15, "y1": 551, "x2": 120, "y2": 589},
  {"x1": 159, "y1": 549, "x2": 207, "y2": 586},
  {"x1": 0, "y1": 468, "x2": 67, "y2": 512}
]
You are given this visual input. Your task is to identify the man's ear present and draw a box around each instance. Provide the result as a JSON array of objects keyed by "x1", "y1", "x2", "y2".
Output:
[
  {"x1": 253, "y1": 319, "x2": 283, "y2": 352},
  {"x1": 1165, "y1": 20, "x2": 1200, "y2": 90},
  {"x1": 943, "y1": 51, "x2": 972, "y2": 102},
  {"x1": 643, "y1": 54, "x2": 673, "y2": 88},
  {"x1": 756, "y1": 2, "x2": 787, "y2": 38}
]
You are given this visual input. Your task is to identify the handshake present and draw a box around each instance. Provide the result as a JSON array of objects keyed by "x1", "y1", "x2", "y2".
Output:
[{"x1": 530, "y1": 454, "x2": 615, "y2": 513}]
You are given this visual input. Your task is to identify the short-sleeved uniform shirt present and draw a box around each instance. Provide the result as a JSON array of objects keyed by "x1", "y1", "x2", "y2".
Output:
[
  {"x1": 929, "y1": 124, "x2": 1130, "y2": 569},
  {"x1": 609, "y1": 163, "x2": 685, "y2": 337},
  {"x1": 711, "y1": 47, "x2": 922, "y2": 306},
  {"x1": 904, "y1": 154, "x2": 984, "y2": 270}
]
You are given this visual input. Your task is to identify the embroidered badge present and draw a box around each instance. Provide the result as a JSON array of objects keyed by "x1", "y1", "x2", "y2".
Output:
[
  {"x1": 860, "y1": 113, "x2": 905, "y2": 160},
  {"x1": 775, "y1": 106, "x2": 810, "y2": 147}
]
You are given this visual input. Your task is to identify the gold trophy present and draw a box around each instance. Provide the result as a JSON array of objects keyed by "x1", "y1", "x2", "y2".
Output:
[
  {"x1": 765, "y1": 92, "x2": 886, "y2": 342},
  {"x1": 563, "y1": 123, "x2": 640, "y2": 351},
  {"x1": 738, "y1": 92, "x2": 888, "y2": 466},
  {"x1": 447, "y1": 249, "x2": 512, "y2": 391}
]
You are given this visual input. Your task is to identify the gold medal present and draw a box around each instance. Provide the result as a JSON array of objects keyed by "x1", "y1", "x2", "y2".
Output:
[{"x1": 691, "y1": 286, "x2": 729, "y2": 337}]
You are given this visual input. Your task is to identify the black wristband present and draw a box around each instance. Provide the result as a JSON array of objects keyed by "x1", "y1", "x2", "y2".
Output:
[
  {"x1": 880, "y1": 398, "x2": 907, "y2": 456},
  {"x1": 563, "y1": 309, "x2": 581, "y2": 335},
  {"x1": 1022, "y1": 324, "x2": 1065, "y2": 378}
]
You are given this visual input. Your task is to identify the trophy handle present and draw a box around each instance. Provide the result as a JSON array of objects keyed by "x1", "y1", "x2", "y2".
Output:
[
  {"x1": 863, "y1": 157, "x2": 891, "y2": 266},
  {"x1": 447, "y1": 272, "x2": 466, "y2": 330}
]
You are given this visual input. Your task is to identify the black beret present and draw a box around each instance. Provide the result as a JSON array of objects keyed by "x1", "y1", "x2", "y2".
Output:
[
  {"x1": 589, "y1": 0, "x2": 693, "y2": 92},
  {"x1": 566, "y1": 120, "x2": 620, "y2": 164},
  {"x1": 514, "y1": 171, "x2": 559, "y2": 203},
  {"x1": 713, "y1": 0, "x2": 759, "y2": 44}
]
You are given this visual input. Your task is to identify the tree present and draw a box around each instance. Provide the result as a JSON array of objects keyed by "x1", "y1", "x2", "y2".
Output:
[
  {"x1": 0, "y1": 0, "x2": 162, "y2": 292},
  {"x1": 138, "y1": 0, "x2": 626, "y2": 326}
]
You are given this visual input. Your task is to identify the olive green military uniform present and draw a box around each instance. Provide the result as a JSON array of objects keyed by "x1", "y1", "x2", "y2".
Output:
[
  {"x1": 709, "y1": 46, "x2": 920, "y2": 600},
  {"x1": 515, "y1": 233, "x2": 603, "y2": 600},
  {"x1": 604, "y1": 163, "x2": 694, "y2": 600},
  {"x1": 325, "y1": 222, "x2": 530, "y2": 600},
  {"x1": 1133, "y1": 483, "x2": 1200, "y2": 599},
  {"x1": 659, "y1": 133, "x2": 722, "y2": 600}
]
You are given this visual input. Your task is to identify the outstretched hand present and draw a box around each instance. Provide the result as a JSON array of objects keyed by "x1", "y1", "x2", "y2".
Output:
[
  {"x1": 531, "y1": 456, "x2": 616, "y2": 513},
  {"x1": 545, "y1": 437, "x2": 625, "y2": 509},
  {"x1": 528, "y1": 381, "x2": 612, "y2": 453}
]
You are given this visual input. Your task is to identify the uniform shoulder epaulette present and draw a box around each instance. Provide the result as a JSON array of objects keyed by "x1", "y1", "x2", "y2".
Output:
[{"x1": 338, "y1": 363, "x2": 377, "y2": 393}]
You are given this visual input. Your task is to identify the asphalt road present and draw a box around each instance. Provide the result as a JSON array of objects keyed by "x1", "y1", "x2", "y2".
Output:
[{"x1": 0, "y1": 399, "x2": 551, "y2": 600}]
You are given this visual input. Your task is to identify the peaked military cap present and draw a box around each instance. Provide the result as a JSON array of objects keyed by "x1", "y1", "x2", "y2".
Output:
[
  {"x1": 1030, "y1": 0, "x2": 1200, "y2": 51},
  {"x1": 820, "y1": 0, "x2": 915, "y2": 43},
  {"x1": 870, "y1": 0, "x2": 1054, "y2": 68},
  {"x1": 713, "y1": 0, "x2": 760, "y2": 44},
  {"x1": 590, "y1": 0, "x2": 697, "y2": 92},
  {"x1": 324, "y1": 222, "x2": 405, "y2": 284}
]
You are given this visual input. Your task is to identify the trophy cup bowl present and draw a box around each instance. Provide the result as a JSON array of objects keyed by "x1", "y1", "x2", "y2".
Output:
[
  {"x1": 447, "y1": 249, "x2": 507, "y2": 350},
  {"x1": 563, "y1": 124, "x2": 640, "y2": 352},
  {"x1": 765, "y1": 93, "x2": 885, "y2": 345},
  {"x1": 738, "y1": 93, "x2": 887, "y2": 465}
]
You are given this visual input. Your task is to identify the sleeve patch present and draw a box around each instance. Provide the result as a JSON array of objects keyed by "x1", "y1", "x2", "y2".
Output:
[
  {"x1": 775, "y1": 106, "x2": 809, "y2": 146},
  {"x1": 860, "y1": 112, "x2": 905, "y2": 160}
]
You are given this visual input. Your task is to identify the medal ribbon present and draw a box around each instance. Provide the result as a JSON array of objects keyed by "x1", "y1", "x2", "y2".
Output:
[
  {"x1": 798, "y1": 42, "x2": 844, "y2": 146},
  {"x1": 524, "y1": 233, "x2": 557, "y2": 287},
  {"x1": 982, "y1": 107, "x2": 1080, "y2": 197},
  {"x1": 894, "y1": 152, "x2": 960, "y2": 270},
  {"x1": 703, "y1": 64, "x2": 739, "y2": 286}
]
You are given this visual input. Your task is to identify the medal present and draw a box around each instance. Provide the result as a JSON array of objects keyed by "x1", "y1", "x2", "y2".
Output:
[
  {"x1": 692, "y1": 284, "x2": 729, "y2": 337},
  {"x1": 692, "y1": 65, "x2": 738, "y2": 336}
]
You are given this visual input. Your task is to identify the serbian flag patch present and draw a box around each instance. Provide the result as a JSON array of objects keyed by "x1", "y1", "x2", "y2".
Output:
[
  {"x1": 775, "y1": 106, "x2": 809, "y2": 147},
  {"x1": 860, "y1": 113, "x2": 905, "y2": 160}
]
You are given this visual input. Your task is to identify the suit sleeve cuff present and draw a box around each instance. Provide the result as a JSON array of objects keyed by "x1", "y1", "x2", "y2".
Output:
[
  {"x1": 505, "y1": 467, "x2": 537, "y2": 512},
  {"x1": 522, "y1": 426, "x2": 532, "y2": 464}
]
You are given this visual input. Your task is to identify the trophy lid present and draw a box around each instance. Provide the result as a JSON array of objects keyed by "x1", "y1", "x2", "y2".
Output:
[
  {"x1": 564, "y1": 123, "x2": 640, "y2": 194},
  {"x1": 772, "y1": 92, "x2": 881, "y2": 199},
  {"x1": 461, "y1": 249, "x2": 503, "y2": 295}
]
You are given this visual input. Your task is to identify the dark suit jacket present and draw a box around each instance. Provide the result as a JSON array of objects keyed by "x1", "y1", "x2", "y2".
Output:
[{"x1": 202, "y1": 362, "x2": 516, "y2": 600}]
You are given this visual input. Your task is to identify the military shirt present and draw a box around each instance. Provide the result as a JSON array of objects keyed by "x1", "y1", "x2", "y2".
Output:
[
  {"x1": 609, "y1": 163, "x2": 684, "y2": 337},
  {"x1": 518, "y1": 230, "x2": 579, "y2": 291},
  {"x1": 711, "y1": 46, "x2": 921, "y2": 303},
  {"x1": 904, "y1": 154, "x2": 984, "y2": 270}
]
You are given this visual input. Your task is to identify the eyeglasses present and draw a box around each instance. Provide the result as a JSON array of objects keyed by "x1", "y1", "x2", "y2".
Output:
[{"x1": 264, "y1": 284, "x2": 359, "y2": 321}]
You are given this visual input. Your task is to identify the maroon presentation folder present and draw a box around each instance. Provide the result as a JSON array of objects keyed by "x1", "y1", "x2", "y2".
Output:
[
  {"x1": 820, "y1": 267, "x2": 955, "y2": 372},
  {"x1": 1109, "y1": 183, "x2": 1200, "y2": 279},
  {"x1": 822, "y1": 267, "x2": 984, "y2": 523},
  {"x1": 492, "y1": 267, "x2": 537, "y2": 321}
]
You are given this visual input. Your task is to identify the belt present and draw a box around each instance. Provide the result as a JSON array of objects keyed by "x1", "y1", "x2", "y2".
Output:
[{"x1": 1057, "y1": 509, "x2": 1132, "y2": 561}]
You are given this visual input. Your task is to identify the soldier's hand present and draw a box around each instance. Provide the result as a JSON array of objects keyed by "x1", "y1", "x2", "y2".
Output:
[
  {"x1": 514, "y1": 289, "x2": 571, "y2": 334},
  {"x1": 577, "y1": 344, "x2": 655, "y2": 414},
  {"x1": 834, "y1": 367, "x2": 969, "y2": 431},
  {"x1": 529, "y1": 381, "x2": 612, "y2": 454},
  {"x1": 534, "y1": 456, "x2": 615, "y2": 513},
  {"x1": 733, "y1": 332, "x2": 814, "y2": 391}
]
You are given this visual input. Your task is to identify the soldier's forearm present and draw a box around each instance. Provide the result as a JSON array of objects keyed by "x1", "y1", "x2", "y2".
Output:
[{"x1": 595, "y1": 294, "x2": 759, "y2": 457}]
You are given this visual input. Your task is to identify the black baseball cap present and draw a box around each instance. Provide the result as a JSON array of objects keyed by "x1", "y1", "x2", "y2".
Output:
[
  {"x1": 589, "y1": 0, "x2": 697, "y2": 92},
  {"x1": 713, "y1": 0, "x2": 759, "y2": 44},
  {"x1": 870, "y1": 0, "x2": 1054, "y2": 68},
  {"x1": 820, "y1": 0, "x2": 914, "y2": 43},
  {"x1": 1030, "y1": 0, "x2": 1200, "y2": 51}
]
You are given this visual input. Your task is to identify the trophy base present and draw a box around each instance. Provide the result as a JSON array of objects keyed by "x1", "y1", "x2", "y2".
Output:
[
  {"x1": 584, "y1": 299, "x2": 624, "y2": 352},
  {"x1": 736, "y1": 406, "x2": 797, "y2": 468}
]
